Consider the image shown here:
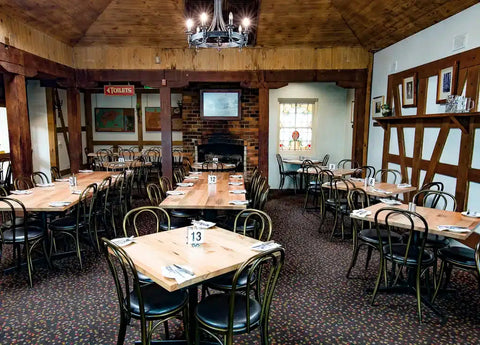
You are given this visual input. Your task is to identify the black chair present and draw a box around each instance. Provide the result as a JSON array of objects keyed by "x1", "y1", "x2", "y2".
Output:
[
  {"x1": 346, "y1": 188, "x2": 402, "y2": 279},
  {"x1": 0, "y1": 158, "x2": 12, "y2": 191},
  {"x1": 92, "y1": 176, "x2": 114, "y2": 249},
  {"x1": 0, "y1": 197, "x2": 51, "y2": 287},
  {"x1": 371, "y1": 208, "x2": 435, "y2": 322},
  {"x1": 31, "y1": 171, "x2": 50, "y2": 185},
  {"x1": 352, "y1": 166, "x2": 376, "y2": 179},
  {"x1": 337, "y1": 159, "x2": 359, "y2": 169},
  {"x1": 275, "y1": 154, "x2": 298, "y2": 193},
  {"x1": 51, "y1": 166, "x2": 62, "y2": 181},
  {"x1": 159, "y1": 175, "x2": 197, "y2": 225},
  {"x1": 321, "y1": 154, "x2": 330, "y2": 166},
  {"x1": 328, "y1": 177, "x2": 355, "y2": 241},
  {"x1": 101, "y1": 238, "x2": 189, "y2": 345},
  {"x1": 13, "y1": 176, "x2": 34, "y2": 190},
  {"x1": 375, "y1": 169, "x2": 401, "y2": 184},
  {"x1": 303, "y1": 165, "x2": 323, "y2": 213},
  {"x1": 202, "y1": 161, "x2": 224, "y2": 172},
  {"x1": 195, "y1": 247, "x2": 285, "y2": 345}
]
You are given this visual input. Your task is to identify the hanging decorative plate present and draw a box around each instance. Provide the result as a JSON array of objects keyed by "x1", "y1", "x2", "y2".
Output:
[{"x1": 292, "y1": 130, "x2": 300, "y2": 141}]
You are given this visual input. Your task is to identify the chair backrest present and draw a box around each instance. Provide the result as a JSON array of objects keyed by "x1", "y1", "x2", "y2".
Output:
[
  {"x1": 475, "y1": 241, "x2": 480, "y2": 277},
  {"x1": 321, "y1": 154, "x2": 330, "y2": 166},
  {"x1": 337, "y1": 159, "x2": 359, "y2": 169},
  {"x1": 173, "y1": 169, "x2": 184, "y2": 184},
  {"x1": 412, "y1": 190, "x2": 457, "y2": 211},
  {"x1": 233, "y1": 209, "x2": 272, "y2": 241},
  {"x1": 119, "y1": 148, "x2": 135, "y2": 161},
  {"x1": 420, "y1": 181, "x2": 444, "y2": 192},
  {"x1": 31, "y1": 171, "x2": 50, "y2": 185},
  {"x1": 182, "y1": 157, "x2": 192, "y2": 172},
  {"x1": 275, "y1": 154, "x2": 284, "y2": 173},
  {"x1": 159, "y1": 176, "x2": 172, "y2": 199},
  {"x1": 202, "y1": 161, "x2": 223, "y2": 171},
  {"x1": 51, "y1": 166, "x2": 61, "y2": 180},
  {"x1": 173, "y1": 149, "x2": 183, "y2": 164},
  {"x1": 97, "y1": 176, "x2": 112, "y2": 211},
  {"x1": 147, "y1": 183, "x2": 163, "y2": 206},
  {"x1": 14, "y1": 176, "x2": 34, "y2": 190},
  {"x1": 101, "y1": 238, "x2": 145, "y2": 324},
  {"x1": 251, "y1": 176, "x2": 269, "y2": 210},
  {"x1": 0, "y1": 197, "x2": 32, "y2": 246},
  {"x1": 375, "y1": 169, "x2": 401, "y2": 184},
  {"x1": 76, "y1": 183, "x2": 98, "y2": 231},
  {"x1": 122, "y1": 206, "x2": 170, "y2": 237},
  {"x1": 332, "y1": 177, "x2": 355, "y2": 207},
  {"x1": 0, "y1": 159, "x2": 12, "y2": 188},
  {"x1": 347, "y1": 188, "x2": 371, "y2": 232},
  {"x1": 0, "y1": 187, "x2": 7, "y2": 196},
  {"x1": 96, "y1": 148, "x2": 113, "y2": 162},
  {"x1": 226, "y1": 247, "x2": 285, "y2": 340},
  {"x1": 353, "y1": 165, "x2": 376, "y2": 179}
]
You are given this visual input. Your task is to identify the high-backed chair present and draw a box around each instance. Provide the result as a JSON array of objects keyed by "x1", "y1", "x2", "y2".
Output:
[
  {"x1": 31, "y1": 171, "x2": 50, "y2": 185},
  {"x1": 51, "y1": 166, "x2": 62, "y2": 180},
  {"x1": 375, "y1": 169, "x2": 401, "y2": 184},
  {"x1": 275, "y1": 154, "x2": 298, "y2": 192},
  {"x1": 14, "y1": 176, "x2": 35, "y2": 190},
  {"x1": 337, "y1": 159, "x2": 359, "y2": 169}
]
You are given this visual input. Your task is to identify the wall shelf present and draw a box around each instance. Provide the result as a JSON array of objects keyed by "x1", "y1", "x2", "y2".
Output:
[{"x1": 373, "y1": 112, "x2": 480, "y2": 133}]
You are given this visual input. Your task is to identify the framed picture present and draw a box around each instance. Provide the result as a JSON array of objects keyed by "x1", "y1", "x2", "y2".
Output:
[
  {"x1": 94, "y1": 108, "x2": 135, "y2": 132},
  {"x1": 200, "y1": 89, "x2": 241, "y2": 120},
  {"x1": 402, "y1": 74, "x2": 417, "y2": 108},
  {"x1": 436, "y1": 63, "x2": 458, "y2": 104},
  {"x1": 372, "y1": 96, "x2": 384, "y2": 117},
  {"x1": 145, "y1": 107, "x2": 182, "y2": 131}
]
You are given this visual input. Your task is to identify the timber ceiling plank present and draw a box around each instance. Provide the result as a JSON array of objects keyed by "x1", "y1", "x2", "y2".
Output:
[
  {"x1": 0, "y1": 0, "x2": 114, "y2": 45},
  {"x1": 332, "y1": 0, "x2": 478, "y2": 51},
  {"x1": 256, "y1": 0, "x2": 362, "y2": 48},
  {"x1": 77, "y1": 0, "x2": 186, "y2": 47}
]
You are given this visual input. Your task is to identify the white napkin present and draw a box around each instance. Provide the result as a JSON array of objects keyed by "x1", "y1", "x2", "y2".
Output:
[
  {"x1": 49, "y1": 201, "x2": 72, "y2": 207},
  {"x1": 437, "y1": 225, "x2": 471, "y2": 233},
  {"x1": 229, "y1": 200, "x2": 249, "y2": 205},
  {"x1": 351, "y1": 209, "x2": 372, "y2": 218},
  {"x1": 251, "y1": 241, "x2": 282, "y2": 252},
  {"x1": 372, "y1": 188, "x2": 393, "y2": 194},
  {"x1": 166, "y1": 190, "x2": 186, "y2": 196},
  {"x1": 79, "y1": 169, "x2": 93, "y2": 173},
  {"x1": 230, "y1": 175, "x2": 243, "y2": 179},
  {"x1": 11, "y1": 190, "x2": 33, "y2": 195},
  {"x1": 185, "y1": 176, "x2": 199, "y2": 180},
  {"x1": 228, "y1": 182, "x2": 243, "y2": 186},
  {"x1": 229, "y1": 189, "x2": 247, "y2": 194},
  {"x1": 397, "y1": 183, "x2": 412, "y2": 188},
  {"x1": 36, "y1": 183, "x2": 55, "y2": 187},
  {"x1": 190, "y1": 171, "x2": 202, "y2": 175},
  {"x1": 350, "y1": 178, "x2": 365, "y2": 182},
  {"x1": 111, "y1": 237, "x2": 135, "y2": 247},
  {"x1": 379, "y1": 198, "x2": 402, "y2": 205},
  {"x1": 177, "y1": 182, "x2": 194, "y2": 187},
  {"x1": 55, "y1": 178, "x2": 70, "y2": 182},
  {"x1": 162, "y1": 265, "x2": 195, "y2": 284},
  {"x1": 71, "y1": 190, "x2": 82, "y2": 195},
  {"x1": 461, "y1": 211, "x2": 480, "y2": 218},
  {"x1": 191, "y1": 220, "x2": 216, "y2": 228}
]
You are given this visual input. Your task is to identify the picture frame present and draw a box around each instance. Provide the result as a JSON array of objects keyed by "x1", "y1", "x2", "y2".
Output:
[
  {"x1": 402, "y1": 74, "x2": 417, "y2": 108},
  {"x1": 145, "y1": 107, "x2": 182, "y2": 131},
  {"x1": 200, "y1": 89, "x2": 241, "y2": 120},
  {"x1": 372, "y1": 96, "x2": 384, "y2": 117},
  {"x1": 436, "y1": 62, "x2": 458, "y2": 104},
  {"x1": 94, "y1": 108, "x2": 135, "y2": 132}
]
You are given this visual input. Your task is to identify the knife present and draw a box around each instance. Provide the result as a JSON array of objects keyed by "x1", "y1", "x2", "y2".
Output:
[{"x1": 173, "y1": 264, "x2": 195, "y2": 276}]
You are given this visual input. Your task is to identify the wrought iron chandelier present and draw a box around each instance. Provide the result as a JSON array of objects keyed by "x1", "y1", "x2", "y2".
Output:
[{"x1": 185, "y1": 0, "x2": 251, "y2": 49}]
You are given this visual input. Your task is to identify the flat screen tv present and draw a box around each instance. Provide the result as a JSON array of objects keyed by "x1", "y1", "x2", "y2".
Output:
[{"x1": 200, "y1": 89, "x2": 241, "y2": 120}]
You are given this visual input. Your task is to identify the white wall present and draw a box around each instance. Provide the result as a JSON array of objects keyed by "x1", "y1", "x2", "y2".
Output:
[
  {"x1": 268, "y1": 83, "x2": 353, "y2": 188},
  {"x1": 369, "y1": 4, "x2": 480, "y2": 209},
  {"x1": 0, "y1": 107, "x2": 9, "y2": 153}
]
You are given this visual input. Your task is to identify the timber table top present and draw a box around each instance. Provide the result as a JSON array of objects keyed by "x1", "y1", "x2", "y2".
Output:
[
  {"x1": 350, "y1": 202, "x2": 480, "y2": 240},
  {"x1": 159, "y1": 172, "x2": 247, "y2": 210},
  {"x1": 191, "y1": 162, "x2": 237, "y2": 171},
  {"x1": 322, "y1": 179, "x2": 417, "y2": 197},
  {"x1": 1, "y1": 171, "x2": 114, "y2": 212},
  {"x1": 283, "y1": 159, "x2": 321, "y2": 165},
  {"x1": 299, "y1": 167, "x2": 356, "y2": 177},
  {"x1": 121, "y1": 226, "x2": 262, "y2": 292},
  {"x1": 100, "y1": 160, "x2": 152, "y2": 169}
]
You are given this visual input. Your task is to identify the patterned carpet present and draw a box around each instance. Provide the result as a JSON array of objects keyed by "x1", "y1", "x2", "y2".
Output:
[{"x1": 1, "y1": 192, "x2": 480, "y2": 344}]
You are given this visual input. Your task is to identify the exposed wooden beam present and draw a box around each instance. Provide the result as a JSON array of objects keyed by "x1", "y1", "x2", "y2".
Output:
[
  {"x1": 160, "y1": 87, "x2": 173, "y2": 180},
  {"x1": 258, "y1": 87, "x2": 269, "y2": 176},
  {"x1": 67, "y1": 88, "x2": 82, "y2": 173},
  {"x1": 45, "y1": 88, "x2": 59, "y2": 170},
  {"x1": 136, "y1": 93, "x2": 143, "y2": 150},
  {"x1": 84, "y1": 92, "x2": 94, "y2": 155}
]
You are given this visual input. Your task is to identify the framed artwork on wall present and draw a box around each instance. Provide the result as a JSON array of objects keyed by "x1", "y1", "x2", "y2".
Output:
[
  {"x1": 436, "y1": 62, "x2": 458, "y2": 104},
  {"x1": 372, "y1": 96, "x2": 384, "y2": 117},
  {"x1": 145, "y1": 107, "x2": 182, "y2": 131},
  {"x1": 94, "y1": 108, "x2": 135, "y2": 132},
  {"x1": 402, "y1": 74, "x2": 417, "y2": 108},
  {"x1": 200, "y1": 89, "x2": 241, "y2": 120}
]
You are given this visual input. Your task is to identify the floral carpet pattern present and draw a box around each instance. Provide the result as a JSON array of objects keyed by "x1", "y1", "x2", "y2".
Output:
[{"x1": 1, "y1": 192, "x2": 479, "y2": 344}]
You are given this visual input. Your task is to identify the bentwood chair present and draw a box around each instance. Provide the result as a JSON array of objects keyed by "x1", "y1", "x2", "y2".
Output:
[
  {"x1": 147, "y1": 183, "x2": 163, "y2": 206},
  {"x1": 375, "y1": 169, "x2": 401, "y2": 184},
  {"x1": 321, "y1": 154, "x2": 330, "y2": 166},
  {"x1": 328, "y1": 177, "x2": 355, "y2": 241},
  {"x1": 303, "y1": 165, "x2": 323, "y2": 213},
  {"x1": 352, "y1": 166, "x2": 376, "y2": 179},
  {"x1": 0, "y1": 197, "x2": 51, "y2": 287},
  {"x1": 275, "y1": 154, "x2": 298, "y2": 193},
  {"x1": 371, "y1": 208, "x2": 435, "y2": 322},
  {"x1": 102, "y1": 238, "x2": 189, "y2": 345},
  {"x1": 49, "y1": 183, "x2": 98, "y2": 269},
  {"x1": 195, "y1": 247, "x2": 285, "y2": 345},
  {"x1": 51, "y1": 166, "x2": 62, "y2": 181},
  {"x1": 346, "y1": 188, "x2": 402, "y2": 279},
  {"x1": 13, "y1": 176, "x2": 34, "y2": 190},
  {"x1": 0, "y1": 158, "x2": 12, "y2": 191},
  {"x1": 31, "y1": 171, "x2": 50, "y2": 185},
  {"x1": 337, "y1": 159, "x2": 359, "y2": 169}
]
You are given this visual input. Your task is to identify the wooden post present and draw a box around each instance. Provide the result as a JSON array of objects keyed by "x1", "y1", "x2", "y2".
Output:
[
  {"x1": 160, "y1": 87, "x2": 172, "y2": 180},
  {"x1": 352, "y1": 86, "x2": 368, "y2": 166},
  {"x1": 137, "y1": 93, "x2": 144, "y2": 150},
  {"x1": 4, "y1": 73, "x2": 33, "y2": 178},
  {"x1": 46, "y1": 88, "x2": 59, "y2": 169},
  {"x1": 258, "y1": 87, "x2": 269, "y2": 176},
  {"x1": 84, "y1": 91, "x2": 93, "y2": 155},
  {"x1": 67, "y1": 88, "x2": 82, "y2": 173}
]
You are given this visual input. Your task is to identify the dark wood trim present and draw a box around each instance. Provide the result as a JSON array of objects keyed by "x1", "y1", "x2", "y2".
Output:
[
  {"x1": 0, "y1": 153, "x2": 9, "y2": 160},
  {"x1": 136, "y1": 92, "x2": 143, "y2": 150},
  {"x1": 352, "y1": 86, "x2": 368, "y2": 166},
  {"x1": 84, "y1": 91, "x2": 93, "y2": 155},
  {"x1": 91, "y1": 140, "x2": 182, "y2": 146},
  {"x1": 160, "y1": 87, "x2": 172, "y2": 180},
  {"x1": 45, "y1": 88, "x2": 59, "y2": 169},
  {"x1": 56, "y1": 126, "x2": 87, "y2": 133},
  {"x1": 258, "y1": 87, "x2": 269, "y2": 176},
  {"x1": 67, "y1": 88, "x2": 82, "y2": 173}
]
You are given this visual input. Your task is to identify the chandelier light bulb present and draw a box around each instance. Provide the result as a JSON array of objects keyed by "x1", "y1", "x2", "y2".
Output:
[
  {"x1": 238, "y1": 25, "x2": 242, "y2": 33},
  {"x1": 242, "y1": 18, "x2": 250, "y2": 28},
  {"x1": 186, "y1": 19, "x2": 194, "y2": 31},
  {"x1": 196, "y1": 26, "x2": 200, "y2": 33},
  {"x1": 200, "y1": 12, "x2": 208, "y2": 26},
  {"x1": 228, "y1": 12, "x2": 233, "y2": 25}
]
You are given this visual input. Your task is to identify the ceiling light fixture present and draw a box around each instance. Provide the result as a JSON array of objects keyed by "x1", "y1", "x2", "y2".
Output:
[{"x1": 185, "y1": 0, "x2": 250, "y2": 49}]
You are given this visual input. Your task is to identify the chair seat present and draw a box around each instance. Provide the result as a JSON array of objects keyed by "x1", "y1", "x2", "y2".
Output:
[
  {"x1": 219, "y1": 216, "x2": 256, "y2": 232},
  {"x1": 171, "y1": 209, "x2": 198, "y2": 218},
  {"x1": 2, "y1": 226, "x2": 44, "y2": 242},
  {"x1": 282, "y1": 171, "x2": 297, "y2": 176},
  {"x1": 50, "y1": 216, "x2": 84, "y2": 231},
  {"x1": 438, "y1": 246, "x2": 476, "y2": 267},
  {"x1": 137, "y1": 271, "x2": 153, "y2": 284},
  {"x1": 129, "y1": 283, "x2": 188, "y2": 317},
  {"x1": 383, "y1": 243, "x2": 435, "y2": 266},
  {"x1": 2, "y1": 217, "x2": 43, "y2": 229},
  {"x1": 359, "y1": 228, "x2": 402, "y2": 245},
  {"x1": 159, "y1": 217, "x2": 190, "y2": 231},
  {"x1": 196, "y1": 293, "x2": 261, "y2": 331},
  {"x1": 205, "y1": 270, "x2": 254, "y2": 290},
  {"x1": 425, "y1": 234, "x2": 449, "y2": 248}
]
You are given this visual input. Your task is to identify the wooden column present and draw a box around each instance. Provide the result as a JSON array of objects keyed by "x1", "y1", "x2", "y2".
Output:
[
  {"x1": 67, "y1": 88, "x2": 82, "y2": 173},
  {"x1": 352, "y1": 86, "x2": 368, "y2": 166},
  {"x1": 4, "y1": 73, "x2": 33, "y2": 178},
  {"x1": 84, "y1": 91, "x2": 93, "y2": 154},
  {"x1": 160, "y1": 87, "x2": 172, "y2": 180},
  {"x1": 258, "y1": 87, "x2": 269, "y2": 177},
  {"x1": 45, "y1": 88, "x2": 59, "y2": 169}
]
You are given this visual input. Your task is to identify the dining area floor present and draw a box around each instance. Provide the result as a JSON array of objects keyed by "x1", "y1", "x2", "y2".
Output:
[{"x1": 0, "y1": 192, "x2": 479, "y2": 344}]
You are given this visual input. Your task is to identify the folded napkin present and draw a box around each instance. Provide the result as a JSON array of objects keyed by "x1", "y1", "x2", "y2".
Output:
[
  {"x1": 350, "y1": 178, "x2": 365, "y2": 182},
  {"x1": 111, "y1": 236, "x2": 135, "y2": 247},
  {"x1": 397, "y1": 183, "x2": 412, "y2": 188},
  {"x1": 228, "y1": 182, "x2": 243, "y2": 186},
  {"x1": 230, "y1": 175, "x2": 243, "y2": 179},
  {"x1": 49, "y1": 201, "x2": 72, "y2": 207},
  {"x1": 372, "y1": 188, "x2": 393, "y2": 194},
  {"x1": 229, "y1": 200, "x2": 249, "y2": 205},
  {"x1": 79, "y1": 169, "x2": 93, "y2": 173},
  {"x1": 437, "y1": 225, "x2": 471, "y2": 233},
  {"x1": 177, "y1": 182, "x2": 194, "y2": 187},
  {"x1": 351, "y1": 209, "x2": 372, "y2": 218},
  {"x1": 251, "y1": 241, "x2": 282, "y2": 252},
  {"x1": 55, "y1": 178, "x2": 70, "y2": 182},
  {"x1": 224, "y1": 164, "x2": 236, "y2": 167},
  {"x1": 229, "y1": 189, "x2": 247, "y2": 194},
  {"x1": 11, "y1": 190, "x2": 33, "y2": 195},
  {"x1": 462, "y1": 211, "x2": 480, "y2": 218},
  {"x1": 166, "y1": 190, "x2": 186, "y2": 196},
  {"x1": 190, "y1": 171, "x2": 202, "y2": 175},
  {"x1": 71, "y1": 190, "x2": 82, "y2": 195},
  {"x1": 162, "y1": 264, "x2": 195, "y2": 284},
  {"x1": 192, "y1": 220, "x2": 215, "y2": 228},
  {"x1": 36, "y1": 183, "x2": 55, "y2": 187},
  {"x1": 185, "y1": 176, "x2": 199, "y2": 180},
  {"x1": 379, "y1": 198, "x2": 402, "y2": 205}
]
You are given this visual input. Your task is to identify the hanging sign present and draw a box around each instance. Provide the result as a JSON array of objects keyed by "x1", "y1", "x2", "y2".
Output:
[{"x1": 104, "y1": 85, "x2": 135, "y2": 96}]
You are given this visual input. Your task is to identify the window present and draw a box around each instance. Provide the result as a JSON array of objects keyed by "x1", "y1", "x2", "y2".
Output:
[{"x1": 278, "y1": 99, "x2": 316, "y2": 152}]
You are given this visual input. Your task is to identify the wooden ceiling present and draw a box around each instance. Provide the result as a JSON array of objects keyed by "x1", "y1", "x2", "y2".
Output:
[{"x1": 0, "y1": 0, "x2": 477, "y2": 51}]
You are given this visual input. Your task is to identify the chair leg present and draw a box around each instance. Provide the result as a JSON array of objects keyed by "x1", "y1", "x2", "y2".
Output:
[
  {"x1": 416, "y1": 265, "x2": 423, "y2": 322},
  {"x1": 371, "y1": 258, "x2": 384, "y2": 306},
  {"x1": 117, "y1": 314, "x2": 128, "y2": 345},
  {"x1": 346, "y1": 243, "x2": 360, "y2": 278},
  {"x1": 163, "y1": 321, "x2": 170, "y2": 339},
  {"x1": 75, "y1": 232, "x2": 83, "y2": 269},
  {"x1": 432, "y1": 260, "x2": 446, "y2": 303},
  {"x1": 365, "y1": 246, "x2": 373, "y2": 271},
  {"x1": 329, "y1": 208, "x2": 339, "y2": 241}
]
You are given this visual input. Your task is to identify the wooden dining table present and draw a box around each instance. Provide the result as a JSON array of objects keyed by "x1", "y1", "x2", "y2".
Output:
[
  {"x1": 120, "y1": 226, "x2": 265, "y2": 344},
  {"x1": 159, "y1": 172, "x2": 247, "y2": 210},
  {"x1": 191, "y1": 162, "x2": 238, "y2": 171},
  {"x1": 323, "y1": 179, "x2": 417, "y2": 198},
  {"x1": 302, "y1": 167, "x2": 356, "y2": 177},
  {"x1": 283, "y1": 158, "x2": 321, "y2": 165}
]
